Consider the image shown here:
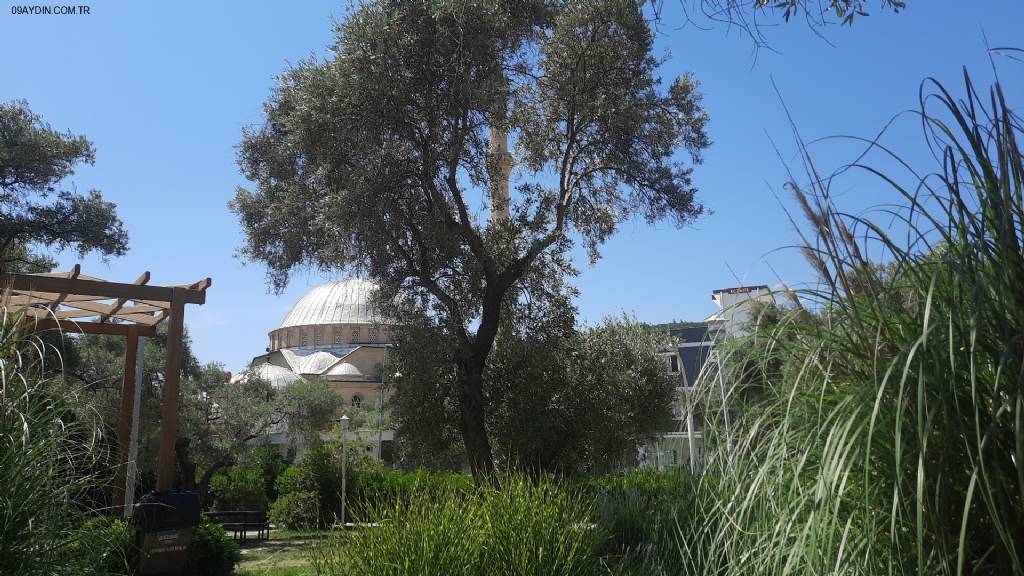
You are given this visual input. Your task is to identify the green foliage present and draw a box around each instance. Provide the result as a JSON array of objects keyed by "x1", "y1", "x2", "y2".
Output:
[
  {"x1": 0, "y1": 99, "x2": 128, "y2": 272},
  {"x1": 51, "y1": 323, "x2": 207, "y2": 500},
  {"x1": 481, "y1": 477, "x2": 605, "y2": 576},
  {"x1": 392, "y1": 315, "x2": 675, "y2": 475},
  {"x1": 275, "y1": 465, "x2": 315, "y2": 496},
  {"x1": 210, "y1": 465, "x2": 269, "y2": 511},
  {"x1": 315, "y1": 487, "x2": 482, "y2": 576},
  {"x1": 584, "y1": 469, "x2": 712, "y2": 573},
  {"x1": 57, "y1": 321, "x2": 340, "y2": 503},
  {"x1": 274, "y1": 441, "x2": 379, "y2": 527},
  {"x1": 681, "y1": 0, "x2": 906, "y2": 49},
  {"x1": 677, "y1": 73, "x2": 1024, "y2": 575},
  {"x1": 0, "y1": 313, "x2": 110, "y2": 576},
  {"x1": 353, "y1": 468, "x2": 473, "y2": 509},
  {"x1": 61, "y1": 516, "x2": 136, "y2": 576},
  {"x1": 317, "y1": 476, "x2": 602, "y2": 576},
  {"x1": 642, "y1": 319, "x2": 705, "y2": 334},
  {"x1": 249, "y1": 446, "x2": 289, "y2": 502},
  {"x1": 233, "y1": 0, "x2": 710, "y2": 476},
  {"x1": 185, "y1": 516, "x2": 242, "y2": 576},
  {"x1": 185, "y1": 374, "x2": 341, "y2": 504},
  {"x1": 269, "y1": 491, "x2": 321, "y2": 532}
]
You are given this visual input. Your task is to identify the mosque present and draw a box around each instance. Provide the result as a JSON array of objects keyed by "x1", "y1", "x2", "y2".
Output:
[
  {"x1": 235, "y1": 276, "x2": 778, "y2": 471},
  {"x1": 233, "y1": 278, "x2": 394, "y2": 457}
]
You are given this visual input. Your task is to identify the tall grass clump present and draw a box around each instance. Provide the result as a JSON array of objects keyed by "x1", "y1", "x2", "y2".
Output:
[
  {"x1": 0, "y1": 311, "x2": 111, "y2": 575},
  {"x1": 314, "y1": 476, "x2": 603, "y2": 576},
  {"x1": 482, "y1": 476, "x2": 604, "y2": 576},
  {"x1": 686, "y1": 71, "x2": 1024, "y2": 575},
  {"x1": 312, "y1": 485, "x2": 483, "y2": 576},
  {"x1": 585, "y1": 469, "x2": 716, "y2": 574}
]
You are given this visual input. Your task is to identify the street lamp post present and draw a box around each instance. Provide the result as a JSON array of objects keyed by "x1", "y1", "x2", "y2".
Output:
[{"x1": 338, "y1": 414, "x2": 350, "y2": 528}]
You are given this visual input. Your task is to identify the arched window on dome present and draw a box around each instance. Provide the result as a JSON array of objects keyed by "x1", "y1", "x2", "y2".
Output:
[{"x1": 350, "y1": 394, "x2": 363, "y2": 409}]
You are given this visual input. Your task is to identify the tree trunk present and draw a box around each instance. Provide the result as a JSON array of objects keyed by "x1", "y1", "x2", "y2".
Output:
[
  {"x1": 458, "y1": 358, "x2": 496, "y2": 485},
  {"x1": 197, "y1": 460, "x2": 231, "y2": 509},
  {"x1": 174, "y1": 436, "x2": 197, "y2": 492}
]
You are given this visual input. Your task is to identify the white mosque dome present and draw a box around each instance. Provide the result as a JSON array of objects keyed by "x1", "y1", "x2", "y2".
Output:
[
  {"x1": 231, "y1": 362, "x2": 303, "y2": 389},
  {"x1": 279, "y1": 278, "x2": 380, "y2": 329},
  {"x1": 326, "y1": 362, "x2": 362, "y2": 377},
  {"x1": 280, "y1": 349, "x2": 346, "y2": 375}
]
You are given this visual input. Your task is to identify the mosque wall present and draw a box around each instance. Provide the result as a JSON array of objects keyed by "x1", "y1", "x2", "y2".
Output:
[{"x1": 268, "y1": 323, "x2": 393, "y2": 352}]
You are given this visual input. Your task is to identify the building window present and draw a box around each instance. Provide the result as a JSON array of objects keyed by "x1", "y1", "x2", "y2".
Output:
[
  {"x1": 351, "y1": 327, "x2": 361, "y2": 342},
  {"x1": 662, "y1": 353, "x2": 679, "y2": 374},
  {"x1": 301, "y1": 330, "x2": 308, "y2": 347},
  {"x1": 350, "y1": 394, "x2": 362, "y2": 409},
  {"x1": 334, "y1": 330, "x2": 343, "y2": 345},
  {"x1": 368, "y1": 327, "x2": 378, "y2": 342},
  {"x1": 315, "y1": 329, "x2": 322, "y2": 346}
]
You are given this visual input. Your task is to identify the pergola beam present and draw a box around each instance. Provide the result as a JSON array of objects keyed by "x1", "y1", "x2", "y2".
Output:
[
  {"x1": 99, "y1": 271, "x2": 151, "y2": 323},
  {"x1": 27, "y1": 318, "x2": 157, "y2": 337},
  {"x1": 9, "y1": 274, "x2": 208, "y2": 305}
]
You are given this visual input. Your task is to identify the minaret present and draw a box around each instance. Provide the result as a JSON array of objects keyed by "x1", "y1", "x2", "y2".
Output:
[{"x1": 488, "y1": 126, "x2": 511, "y2": 223}]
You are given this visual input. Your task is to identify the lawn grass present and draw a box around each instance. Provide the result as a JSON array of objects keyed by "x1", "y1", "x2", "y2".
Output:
[{"x1": 235, "y1": 530, "x2": 341, "y2": 576}]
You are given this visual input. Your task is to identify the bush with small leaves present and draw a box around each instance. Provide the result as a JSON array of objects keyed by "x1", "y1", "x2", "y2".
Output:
[{"x1": 270, "y1": 490, "x2": 321, "y2": 531}]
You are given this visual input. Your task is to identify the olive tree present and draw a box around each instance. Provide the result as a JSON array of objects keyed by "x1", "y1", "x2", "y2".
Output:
[
  {"x1": 0, "y1": 100, "x2": 127, "y2": 272},
  {"x1": 233, "y1": 0, "x2": 709, "y2": 480}
]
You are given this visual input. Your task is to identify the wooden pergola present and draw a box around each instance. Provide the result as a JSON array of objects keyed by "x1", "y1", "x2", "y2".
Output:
[{"x1": 2, "y1": 265, "x2": 211, "y2": 512}]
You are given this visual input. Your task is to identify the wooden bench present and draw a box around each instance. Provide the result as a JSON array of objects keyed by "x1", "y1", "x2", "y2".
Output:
[{"x1": 205, "y1": 510, "x2": 270, "y2": 542}]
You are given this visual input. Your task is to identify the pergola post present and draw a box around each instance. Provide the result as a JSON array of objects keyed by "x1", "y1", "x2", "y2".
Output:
[
  {"x1": 3, "y1": 269, "x2": 210, "y2": 500},
  {"x1": 114, "y1": 324, "x2": 140, "y2": 513},
  {"x1": 156, "y1": 287, "x2": 186, "y2": 492}
]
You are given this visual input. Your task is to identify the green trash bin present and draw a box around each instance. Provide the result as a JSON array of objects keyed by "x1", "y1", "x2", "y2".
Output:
[{"x1": 132, "y1": 491, "x2": 200, "y2": 575}]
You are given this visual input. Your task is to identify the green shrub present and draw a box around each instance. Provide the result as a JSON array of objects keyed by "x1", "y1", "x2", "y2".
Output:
[
  {"x1": 270, "y1": 490, "x2": 321, "y2": 530},
  {"x1": 482, "y1": 476, "x2": 604, "y2": 576},
  {"x1": 275, "y1": 464, "x2": 316, "y2": 496},
  {"x1": 314, "y1": 486, "x2": 482, "y2": 576},
  {"x1": 273, "y1": 441, "x2": 379, "y2": 526},
  {"x1": 250, "y1": 446, "x2": 288, "y2": 502},
  {"x1": 317, "y1": 476, "x2": 607, "y2": 576},
  {"x1": 352, "y1": 467, "x2": 473, "y2": 510},
  {"x1": 61, "y1": 516, "x2": 137, "y2": 575},
  {"x1": 0, "y1": 316, "x2": 110, "y2": 576},
  {"x1": 185, "y1": 515, "x2": 241, "y2": 576},
  {"x1": 585, "y1": 470, "x2": 716, "y2": 573},
  {"x1": 210, "y1": 465, "x2": 269, "y2": 511},
  {"x1": 586, "y1": 471, "x2": 691, "y2": 547}
]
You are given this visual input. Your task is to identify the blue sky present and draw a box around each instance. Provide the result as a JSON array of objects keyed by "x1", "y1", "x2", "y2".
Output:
[{"x1": 2, "y1": 1, "x2": 1022, "y2": 371}]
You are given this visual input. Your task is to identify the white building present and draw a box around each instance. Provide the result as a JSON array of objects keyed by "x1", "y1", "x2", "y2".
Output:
[
  {"x1": 233, "y1": 278, "x2": 395, "y2": 459},
  {"x1": 643, "y1": 285, "x2": 775, "y2": 472}
]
